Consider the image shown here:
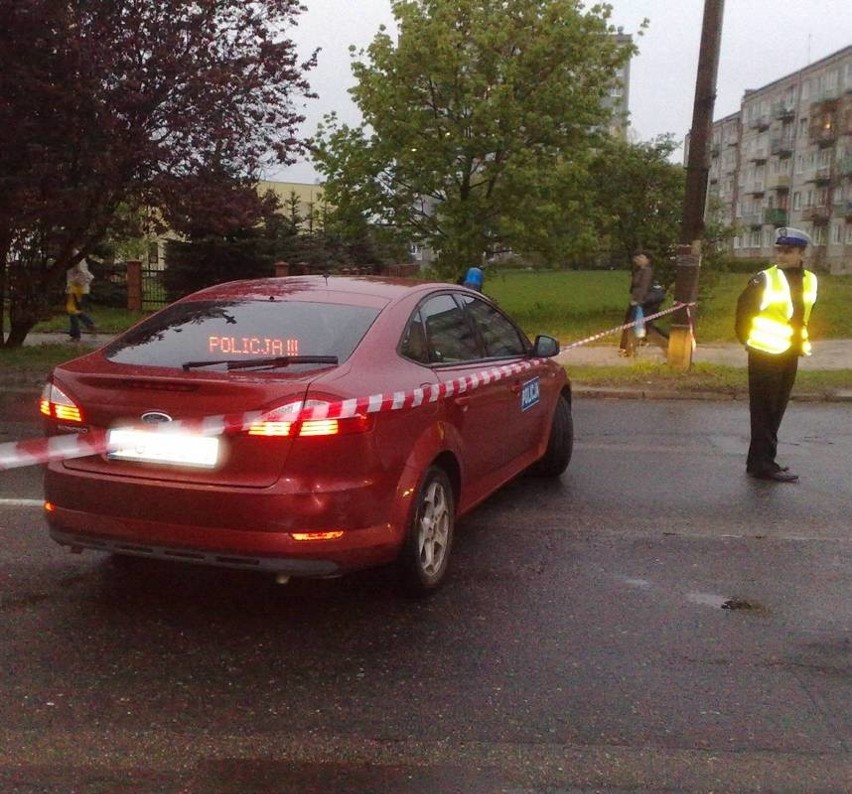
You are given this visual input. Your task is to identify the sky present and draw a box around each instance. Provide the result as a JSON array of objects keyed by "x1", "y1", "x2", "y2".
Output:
[{"x1": 272, "y1": 0, "x2": 852, "y2": 184}]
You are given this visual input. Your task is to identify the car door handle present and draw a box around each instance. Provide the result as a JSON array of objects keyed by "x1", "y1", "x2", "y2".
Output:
[
  {"x1": 452, "y1": 395, "x2": 471, "y2": 407},
  {"x1": 509, "y1": 381, "x2": 523, "y2": 394}
]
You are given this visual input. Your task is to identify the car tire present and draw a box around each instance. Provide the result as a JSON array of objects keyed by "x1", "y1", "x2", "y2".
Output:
[
  {"x1": 396, "y1": 465, "x2": 455, "y2": 597},
  {"x1": 529, "y1": 393, "x2": 573, "y2": 477}
]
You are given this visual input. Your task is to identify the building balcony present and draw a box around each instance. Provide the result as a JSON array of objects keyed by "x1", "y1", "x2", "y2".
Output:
[
  {"x1": 834, "y1": 200, "x2": 852, "y2": 221},
  {"x1": 814, "y1": 166, "x2": 834, "y2": 184},
  {"x1": 773, "y1": 104, "x2": 796, "y2": 121},
  {"x1": 749, "y1": 147, "x2": 768, "y2": 164},
  {"x1": 805, "y1": 167, "x2": 834, "y2": 185},
  {"x1": 768, "y1": 175, "x2": 791, "y2": 191},
  {"x1": 810, "y1": 126, "x2": 837, "y2": 147},
  {"x1": 749, "y1": 115, "x2": 770, "y2": 131},
  {"x1": 838, "y1": 157, "x2": 852, "y2": 177},
  {"x1": 742, "y1": 212, "x2": 764, "y2": 228},
  {"x1": 802, "y1": 206, "x2": 831, "y2": 224},
  {"x1": 770, "y1": 137, "x2": 794, "y2": 157},
  {"x1": 747, "y1": 182, "x2": 766, "y2": 196},
  {"x1": 813, "y1": 90, "x2": 841, "y2": 106},
  {"x1": 764, "y1": 208, "x2": 788, "y2": 225}
]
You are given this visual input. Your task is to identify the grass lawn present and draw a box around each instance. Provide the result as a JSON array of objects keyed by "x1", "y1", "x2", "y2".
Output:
[
  {"x1": 4, "y1": 269, "x2": 851, "y2": 393},
  {"x1": 483, "y1": 269, "x2": 852, "y2": 345}
]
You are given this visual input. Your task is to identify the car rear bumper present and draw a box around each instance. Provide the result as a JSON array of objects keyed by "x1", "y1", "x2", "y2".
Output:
[
  {"x1": 48, "y1": 525, "x2": 344, "y2": 575},
  {"x1": 43, "y1": 465, "x2": 405, "y2": 575},
  {"x1": 46, "y1": 508, "x2": 400, "y2": 575}
]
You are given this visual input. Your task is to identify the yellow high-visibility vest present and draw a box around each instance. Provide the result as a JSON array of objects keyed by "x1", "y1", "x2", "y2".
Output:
[{"x1": 746, "y1": 266, "x2": 817, "y2": 355}]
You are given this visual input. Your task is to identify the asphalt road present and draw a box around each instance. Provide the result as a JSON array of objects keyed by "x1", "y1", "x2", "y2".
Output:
[{"x1": 0, "y1": 396, "x2": 850, "y2": 793}]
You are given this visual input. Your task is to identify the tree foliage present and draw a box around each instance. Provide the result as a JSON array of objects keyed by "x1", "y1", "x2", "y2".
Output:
[
  {"x1": 587, "y1": 134, "x2": 685, "y2": 279},
  {"x1": 0, "y1": 0, "x2": 316, "y2": 347},
  {"x1": 313, "y1": 0, "x2": 635, "y2": 277},
  {"x1": 163, "y1": 190, "x2": 405, "y2": 300}
]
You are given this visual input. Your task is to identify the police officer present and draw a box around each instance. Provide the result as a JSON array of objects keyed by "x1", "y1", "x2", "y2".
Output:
[{"x1": 735, "y1": 227, "x2": 818, "y2": 482}]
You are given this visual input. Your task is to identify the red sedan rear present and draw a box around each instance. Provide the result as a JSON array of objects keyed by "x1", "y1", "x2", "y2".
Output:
[{"x1": 42, "y1": 276, "x2": 572, "y2": 595}]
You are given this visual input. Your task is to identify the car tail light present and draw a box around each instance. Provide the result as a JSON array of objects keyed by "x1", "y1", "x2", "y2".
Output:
[
  {"x1": 40, "y1": 383, "x2": 84, "y2": 424},
  {"x1": 290, "y1": 531, "x2": 345, "y2": 541},
  {"x1": 247, "y1": 400, "x2": 374, "y2": 438}
]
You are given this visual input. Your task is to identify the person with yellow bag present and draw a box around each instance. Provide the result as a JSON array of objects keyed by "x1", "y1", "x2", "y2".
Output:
[
  {"x1": 66, "y1": 260, "x2": 97, "y2": 342},
  {"x1": 735, "y1": 227, "x2": 818, "y2": 483}
]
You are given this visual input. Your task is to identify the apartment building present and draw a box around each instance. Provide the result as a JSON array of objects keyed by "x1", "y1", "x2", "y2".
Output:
[
  {"x1": 603, "y1": 29, "x2": 632, "y2": 139},
  {"x1": 705, "y1": 44, "x2": 852, "y2": 274}
]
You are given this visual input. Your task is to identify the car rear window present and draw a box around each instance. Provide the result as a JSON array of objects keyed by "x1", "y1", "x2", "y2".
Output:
[{"x1": 103, "y1": 299, "x2": 380, "y2": 370}]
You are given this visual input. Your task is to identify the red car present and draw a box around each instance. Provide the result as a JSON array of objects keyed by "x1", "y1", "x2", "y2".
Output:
[{"x1": 41, "y1": 276, "x2": 572, "y2": 595}]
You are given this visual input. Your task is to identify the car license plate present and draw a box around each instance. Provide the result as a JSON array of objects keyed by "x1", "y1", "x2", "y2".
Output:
[{"x1": 106, "y1": 428, "x2": 220, "y2": 468}]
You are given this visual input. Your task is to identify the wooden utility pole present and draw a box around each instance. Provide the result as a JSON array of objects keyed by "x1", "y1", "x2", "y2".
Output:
[{"x1": 668, "y1": 0, "x2": 725, "y2": 370}]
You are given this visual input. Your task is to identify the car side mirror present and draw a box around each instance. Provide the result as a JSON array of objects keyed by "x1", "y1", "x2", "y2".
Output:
[{"x1": 532, "y1": 335, "x2": 560, "y2": 358}]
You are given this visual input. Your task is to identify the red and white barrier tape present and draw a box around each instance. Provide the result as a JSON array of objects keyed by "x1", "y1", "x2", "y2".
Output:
[
  {"x1": 0, "y1": 359, "x2": 542, "y2": 471},
  {"x1": 0, "y1": 303, "x2": 698, "y2": 472},
  {"x1": 559, "y1": 301, "x2": 696, "y2": 352}
]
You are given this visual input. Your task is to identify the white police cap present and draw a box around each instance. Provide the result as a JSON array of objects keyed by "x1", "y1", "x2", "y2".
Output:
[{"x1": 775, "y1": 227, "x2": 811, "y2": 248}]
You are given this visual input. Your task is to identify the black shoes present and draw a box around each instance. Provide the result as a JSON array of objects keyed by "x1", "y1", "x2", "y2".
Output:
[{"x1": 748, "y1": 467, "x2": 799, "y2": 483}]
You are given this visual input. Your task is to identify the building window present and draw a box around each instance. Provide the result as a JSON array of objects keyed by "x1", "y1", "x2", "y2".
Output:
[
  {"x1": 831, "y1": 223, "x2": 842, "y2": 245},
  {"x1": 824, "y1": 70, "x2": 838, "y2": 94},
  {"x1": 813, "y1": 225, "x2": 826, "y2": 246},
  {"x1": 793, "y1": 192, "x2": 802, "y2": 210}
]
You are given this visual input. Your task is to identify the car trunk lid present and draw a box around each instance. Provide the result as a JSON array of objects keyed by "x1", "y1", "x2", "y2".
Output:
[{"x1": 55, "y1": 370, "x2": 316, "y2": 487}]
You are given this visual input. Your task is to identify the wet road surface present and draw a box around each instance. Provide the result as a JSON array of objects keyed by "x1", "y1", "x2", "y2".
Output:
[{"x1": 1, "y1": 397, "x2": 850, "y2": 793}]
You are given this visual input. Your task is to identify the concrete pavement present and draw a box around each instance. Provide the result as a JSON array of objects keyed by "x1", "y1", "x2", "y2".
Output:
[{"x1": 557, "y1": 338, "x2": 852, "y2": 370}]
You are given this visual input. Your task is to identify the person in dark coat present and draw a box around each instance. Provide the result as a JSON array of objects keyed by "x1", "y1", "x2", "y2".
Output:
[{"x1": 618, "y1": 251, "x2": 667, "y2": 356}]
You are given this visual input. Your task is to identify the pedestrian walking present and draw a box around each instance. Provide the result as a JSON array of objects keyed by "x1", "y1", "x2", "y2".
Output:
[
  {"x1": 735, "y1": 227, "x2": 818, "y2": 482},
  {"x1": 66, "y1": 260, "x2": 96, "y2": 341},
  {"x1": 618, "y1": 250, "x2": 667, "y2": 356}
]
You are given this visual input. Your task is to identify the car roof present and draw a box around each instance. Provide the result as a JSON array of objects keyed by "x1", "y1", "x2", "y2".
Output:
[{"x1": 182, "y1": 275, "x2": 453, "y2": 307}]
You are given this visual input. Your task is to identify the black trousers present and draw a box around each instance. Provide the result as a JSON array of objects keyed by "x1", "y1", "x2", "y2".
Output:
[{"x1": 746, "y1": 349, "x2": 799, "y2": 473}]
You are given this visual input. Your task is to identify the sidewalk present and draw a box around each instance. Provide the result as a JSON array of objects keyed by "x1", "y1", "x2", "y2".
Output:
[
  {"x1": 557, "y1": 339, "x2": 852, "y2": 371},
  {"x1": 23, "y1": 331, "x2": 852, "y2": 370}
]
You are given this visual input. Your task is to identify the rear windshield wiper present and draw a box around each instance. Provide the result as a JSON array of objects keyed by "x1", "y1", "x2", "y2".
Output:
[{"x1": 182, "y1": 356, "x2": 339, "y2": 372}]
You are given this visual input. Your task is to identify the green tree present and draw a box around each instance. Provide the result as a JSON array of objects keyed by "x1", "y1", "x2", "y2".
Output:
[
  {"x1": 587, "y1": 135, "x2": 686, "y2": 278},
  {"x1": 313, "y1": 0, "x2": 635, "y2": 277}
]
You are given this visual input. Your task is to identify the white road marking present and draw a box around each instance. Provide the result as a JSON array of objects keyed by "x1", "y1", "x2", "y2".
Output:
[{"x1": 0, "y1": 498, "x2": 43, "y2": 508}]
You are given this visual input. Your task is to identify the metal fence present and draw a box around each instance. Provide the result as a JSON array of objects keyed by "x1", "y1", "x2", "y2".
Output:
[{"x1": 141, "y1": 264, "x2": 168, "y2": 310}]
